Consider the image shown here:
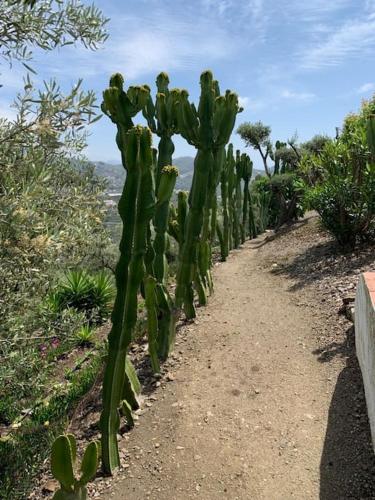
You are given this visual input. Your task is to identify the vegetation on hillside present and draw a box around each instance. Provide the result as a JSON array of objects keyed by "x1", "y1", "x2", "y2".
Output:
[{"x1": 0, "y1": 1, "x2": 374, "y2": 497}]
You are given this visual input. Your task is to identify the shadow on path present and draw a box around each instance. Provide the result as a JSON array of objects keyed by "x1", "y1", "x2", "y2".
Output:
[{"x1": 318, "y1": 326, "x2": 375, "y2": 499}]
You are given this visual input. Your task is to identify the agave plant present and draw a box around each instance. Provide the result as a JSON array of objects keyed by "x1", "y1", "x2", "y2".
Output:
[
  {"x1": 75, "y1": 324, "x2": 95, "y2": 347},
  {"x1": 47, "y1": 270, "x2": 115, "y2": 324}
]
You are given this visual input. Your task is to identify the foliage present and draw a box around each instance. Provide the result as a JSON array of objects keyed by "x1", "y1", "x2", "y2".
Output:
[
  {"x1": 303, "y1": 96, "x2": 375, "y2": 248},
  {"x1": 237, "y1": 121, "x2": 273, "y2": 176},
  {"x1": 0, "y1": 344, "x2": 104, "y2": 499},
  {"x1": 0, "y1": 0, "x2": 108, "y2": 72},
  {"x1": 251, "y1": 173, "x2": 305, "y2": 228},
  {"x1": 301, "y1": 134, "x2": 332, "y2": 156},
  {"x1": 75, "y1": 325, "x2": 95, "y2": 347},
  {"x1": 48, "y1": 270, "x2": 115, "y2": 324}
]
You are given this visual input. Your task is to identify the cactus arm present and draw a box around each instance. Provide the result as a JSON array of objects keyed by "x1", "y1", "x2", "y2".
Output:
[
  {"x1": 216, "y1": 220, "x2": 225, "y2": 261},
  {"x1": 220, "y1": 152, "x2": 229, "y2": 259},
  {"x1": 175, "y1": 149, "x2": 213, "y2": 318},
  {"x1": 144, "y1": 275, "x2": 160, "y2": 373},
  {"x1": 100, "y1": 164, "x2": 139, "y2": 473},
  {"x1": 51, "y1": 436, "x2": 75, "y2": 493},
  {"x1": 177, "y1": 191, "x2": 188, "y2": 253},
  {"x1": 120, "y1": 399, "x2": 134, "y2": 428},
  {"x1": 79, "y1": 442, "x2": 100, "y2": 485}
]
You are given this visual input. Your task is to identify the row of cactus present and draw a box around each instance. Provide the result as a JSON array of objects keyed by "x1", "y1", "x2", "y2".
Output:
[
  {"x1": 97, "y1": 70, "x2": 273, "y2": 477},
  {"x1": 216, "y1": 145, "x2": 270, "y2": 261}
]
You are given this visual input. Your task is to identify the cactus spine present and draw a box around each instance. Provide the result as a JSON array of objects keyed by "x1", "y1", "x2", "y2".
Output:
[{"x1": 51, "y1": 434, "x2": 100, "y2": 499}]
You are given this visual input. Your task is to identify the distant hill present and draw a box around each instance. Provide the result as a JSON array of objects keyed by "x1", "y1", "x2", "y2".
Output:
[{"x1": 93, "y1": 157, "x2": 265, "y2": 194}]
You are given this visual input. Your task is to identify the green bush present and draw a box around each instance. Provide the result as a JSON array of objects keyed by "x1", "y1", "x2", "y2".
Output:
[
  {"x1": 303, "y1": 97, "x2": 375, "y2": 249},
  {"x1": 306, "y1": 165, "x2": 375, "y2": 248},
  {"x1": 251, "y1": 173, "x2": 305, "y2": 229},
  {"x1": 48, "y1": 270, "x2": 115, "y2": 325}
]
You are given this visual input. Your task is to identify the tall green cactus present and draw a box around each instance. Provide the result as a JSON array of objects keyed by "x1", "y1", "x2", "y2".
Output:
[
  {"x1": 240, "y1": 153, "x2": 253, "y2": 243},
  {"x1": 175, "y1": 72, "x2": 241, "y2": 319},
  {"x1": 226, "y1": 144, "x2": 238, "y2": 249},
  {"x1": 51, "y1": 434, "x2": 100, "y2": 499},
  {"x1": 235, "y1": 150, "x2": 244, "y2": 245},
  {"x1": 100, "y1": 121, "x2": 155, "y2": 473},
  {"x1": 219, "y1": 147, "x2": 230, "y2": 260},
  {"x1": 143, "y1": 73, "x2": 181, "y2": 361},
  {"x1": 153, "y1": 165, "x2": 179, "y2": 360}
]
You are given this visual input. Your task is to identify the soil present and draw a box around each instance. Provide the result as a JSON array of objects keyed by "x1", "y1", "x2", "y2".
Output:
[
  {"x1": 33, "y1": 214, "x2": 375, "y2": 500},
  {"x1": 92, "y1": 214, "x2": 375, "y2": 500}
]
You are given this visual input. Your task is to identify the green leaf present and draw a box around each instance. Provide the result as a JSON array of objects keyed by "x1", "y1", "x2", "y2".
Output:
[{"x1": 22, "y1": 62, "x2": 37, "y2": 75}]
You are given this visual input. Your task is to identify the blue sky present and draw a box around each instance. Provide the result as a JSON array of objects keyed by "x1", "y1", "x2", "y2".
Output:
[{"x1": 1, "y1": 0, "x2": 375, "y2": 168}]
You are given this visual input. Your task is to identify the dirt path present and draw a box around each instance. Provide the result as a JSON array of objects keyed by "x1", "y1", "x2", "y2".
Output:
[{"x1": 99, "y1": 236, "x2": 361, "y2": 499}]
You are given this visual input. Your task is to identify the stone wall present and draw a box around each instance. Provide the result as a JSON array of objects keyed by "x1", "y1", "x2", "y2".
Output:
[{"x1": 355, "y1": 272, "x2": 375, "y2": 452}]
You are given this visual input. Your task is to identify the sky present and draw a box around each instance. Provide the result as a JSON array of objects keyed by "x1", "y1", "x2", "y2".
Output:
[{"x1": 1, "y1": 0, "x2": 375, "y2": 168}]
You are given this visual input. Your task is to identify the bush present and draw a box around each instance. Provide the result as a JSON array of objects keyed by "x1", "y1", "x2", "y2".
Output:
[
  {"x1": 306, "y1": 166, "x2": 375, "y2": 248},
  {"x1": 251, "y1": 173, "x2": 305, "y2": 229},
  {"x1": 48, "y1": 269, "x2": 115, "y2": 325},
  {"x1": 303, "y1": 97, "x2": 375, "y2": 249}
]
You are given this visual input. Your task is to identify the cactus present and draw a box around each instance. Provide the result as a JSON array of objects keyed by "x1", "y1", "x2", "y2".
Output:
[
  {"x1": 143, "y1": 74, "x2": 181, "y2": 361},
  {"x1": 153, "y1": 165, "x2": 179, "y2": 360},
  {"x1": 240, "y1": 153, "x2": 253, "y2": 243},
  {"x1": 226, "y1": 144, "x2": 238, "y2": 249},
  {"x1": 143, "y1": 72, "x2": 180, "y2": 189},
  {"x1": 218, "y1": 147, "x2": 230, "y2": 260},
  {"x1": 51, "y1": 434, "x2": 100, "y2": 499},
  {"x1": 175, "y1": 72, "x2": 241, "y2": 319},
  {"x1": 144, "y1": 275, "x2": 160, "y2": 373},
  {"x1": 100, "y1": 121, "x2": 155, "y2": 473},
  {"x1": 235, "y1": 150, "x2": 244, "y2": 245}
]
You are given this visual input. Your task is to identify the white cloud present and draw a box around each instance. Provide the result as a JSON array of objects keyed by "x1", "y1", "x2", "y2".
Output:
[
  {"x1": 238, "y1": 96, "x2": 250, "y2": 108},
  {"x1": 281, "y1": 89, "x2": 316, "y2": 101},
  {"x1": 299, "y1": 18, "x2": 375, "y2": 69},
  {"x1": 51, "y1": 11, "x2": 237, "y2": 81},
  {"x1": 357, "y1": 82, "x2": 375, "y2": 93},
  {"x1": 285, "y1": 0, "x2": 351, "y2": 20}
]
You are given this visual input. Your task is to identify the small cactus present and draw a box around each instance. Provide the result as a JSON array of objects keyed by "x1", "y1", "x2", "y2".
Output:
[{"x1": 51, "y1": 434, "x2": 100, "y2": 499}]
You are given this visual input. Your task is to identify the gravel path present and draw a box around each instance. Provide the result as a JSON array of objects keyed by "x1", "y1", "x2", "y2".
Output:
[{"x1": 100, "y1": 235, "x2": 347, "y2": 500}]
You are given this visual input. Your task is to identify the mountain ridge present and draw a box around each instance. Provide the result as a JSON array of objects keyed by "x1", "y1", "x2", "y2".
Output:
[{"x1": 94, "y1": 156, "x2": 265, "y2": 193}]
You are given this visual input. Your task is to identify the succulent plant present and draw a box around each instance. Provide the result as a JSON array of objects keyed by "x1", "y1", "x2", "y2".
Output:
[
  {"x1": 175, "y1": 71, "x2": 241, "y2": 319},
  {"x1": 51, "y1": 434, "x2": 100, "y2": 499}
]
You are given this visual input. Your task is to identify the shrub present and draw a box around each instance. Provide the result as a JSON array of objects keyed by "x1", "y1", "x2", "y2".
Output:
[
  {"x1": 304, "y1": 97, "x2": 375, "y2": 249},
  {"x1": 251, "y1": 173, "x2": 305, "y2": 229},
  {"x1": 306, "y1": 165, "x2": 375, "y2": 248},
  {"x1": 48, "y1": 270, "x2": 115, "y2": 325},
  {"x1": 75, "y1": 324, "x2": 95, "y2": 346}
]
